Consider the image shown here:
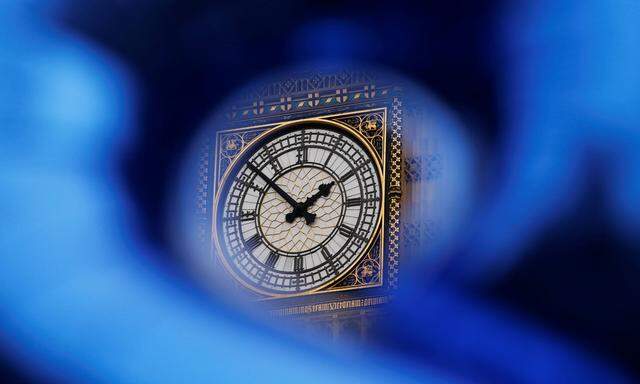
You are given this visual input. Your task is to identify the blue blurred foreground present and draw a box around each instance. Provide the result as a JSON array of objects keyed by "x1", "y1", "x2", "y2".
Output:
[{"x1": 1, "y1": 1, "x2": 639, "y2": 383}]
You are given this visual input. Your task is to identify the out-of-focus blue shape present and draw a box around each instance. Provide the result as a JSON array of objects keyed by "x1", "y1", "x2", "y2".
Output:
[
  {"x1": 446, "y1": 0, "x2": 640, "y2": 282},
  {"x1": 1, "y1": 0, "x2": 638, "y2": 383},
  {"x1": 389, "y1": 278, "x2": 634, "y2": 383},
  {"x1": 387, "y1": 0, "x2": 639, "y2": 382},
  {"x1": 0, "y1": 3, "x2": 444, "y2": 383},
  {"x1": 288, "y1": 19, "x2": 380, "y2": 62}
]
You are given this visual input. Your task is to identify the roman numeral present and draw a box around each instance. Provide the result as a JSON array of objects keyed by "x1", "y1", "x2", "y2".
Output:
[
  {"x1": 235, "y1": 177, "x2": 263, "y2": 193},
  {"x1": 324, "y1": 137, "x2": 340, "y2": 166},
  {"x1": 345, "y1": 197, "x2": 362, "y2": 207},
  {"x1": 321, "y1": 247, "x2": 337, "y2": 275},
  {"x1": 270, "y1": 159, "x2": 282, "y2": 172},
  {"x1": 324, "y1": 151, "x2": 333, "y2": 166},
  {"x1": 296, "y1": 146, "x2": 308, "y2": 164},
  {"x1": 294, "y1": 256, "x2": 304, "y2": 273},
  {"x1": 340, "y1": 159, "x2": 372, "y2": 182},
  {"x1": 240, "y1": 210, "x2": 255, "y2": 221},
  {"x1": 223, "y1": 211, "x2": 255, "y2": 222},
  {"x1": 265, "y1": 147, "x2": 282, "y2": 172},
  {"x1": 244, "y1": 233, "x2": 262, "y2": 252},
  {"x1": 265, "y1": 251, "x2": 279, "y2": 269},
  {"x1": 320, "y1": 247, "x2": 333, "y2": 261},
  {"x1": 339, "y1": 169, "x2": 355, "y2": 182},
  {"x1": 339, "y1": 223, "x2": 354, "y2": 238}
]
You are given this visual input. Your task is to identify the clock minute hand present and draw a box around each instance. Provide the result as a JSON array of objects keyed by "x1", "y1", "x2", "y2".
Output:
[{"x1": 246, "y1": 163, "x2": 298, "y2": 208}]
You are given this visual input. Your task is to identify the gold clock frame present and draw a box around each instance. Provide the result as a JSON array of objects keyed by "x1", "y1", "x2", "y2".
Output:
[
  {"x1": 194, "y1": 68, "x2": 406, "y2": 328},
  {"x1": 211, "y1": 116, "x2": 386, "y2": 299}
]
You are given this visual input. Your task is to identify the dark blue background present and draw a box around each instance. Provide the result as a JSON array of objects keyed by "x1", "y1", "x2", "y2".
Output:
[
  {"x1": 2, "y1": 1, "x2": 639, "y2": 382},
  {"x1": 62, "y1": 0, "x2": 639, "y2": 377}
]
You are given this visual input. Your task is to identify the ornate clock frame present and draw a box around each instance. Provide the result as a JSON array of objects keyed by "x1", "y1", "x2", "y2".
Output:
[{"x1": 196, "y1": 68, "x2": 404, "y2": 336}]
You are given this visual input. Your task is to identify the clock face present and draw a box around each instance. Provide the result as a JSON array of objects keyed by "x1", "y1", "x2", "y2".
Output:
[{"x1": 213, "y1": 120, "x2": 383, "y2": 296}]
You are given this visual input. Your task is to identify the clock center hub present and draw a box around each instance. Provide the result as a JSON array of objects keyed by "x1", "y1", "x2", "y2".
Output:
[{"x1": 257, "y1": 166, "x2": 343, "y2": 254}]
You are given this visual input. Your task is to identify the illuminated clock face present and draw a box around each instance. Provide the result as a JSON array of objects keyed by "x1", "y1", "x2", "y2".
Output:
[{"x1": 213, "y1": 120, "x2": 383, "y2": 296}]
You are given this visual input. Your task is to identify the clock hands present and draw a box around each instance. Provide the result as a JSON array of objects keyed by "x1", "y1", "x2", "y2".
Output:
[
  {"x1": 246, "y1": 163, "x2": 335, "y2": 225},
  {"x1": 246, "y1": 162, "x2": 316, "y2": 224},
  {"x1": 285, "y1": 181, "x2": 335, "y2": 225},
  {"x1": 246, "y1": 163, "x2": 299, "y2": 207},
  {"x1": 300, "y1": 181, "x2": 335, "y2": 210}
]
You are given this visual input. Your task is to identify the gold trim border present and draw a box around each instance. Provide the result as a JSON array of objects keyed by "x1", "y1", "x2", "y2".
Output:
[
  {"x1": 388, "y1": 98, "x2": 403, "y2": 289},
  {"x1": 211, "y1": 117, "x2": 386, "y2": 299}
]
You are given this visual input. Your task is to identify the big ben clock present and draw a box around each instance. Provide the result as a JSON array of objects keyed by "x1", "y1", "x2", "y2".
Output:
[
  {"x1": 189, "y1": 67, "x2": 469, "y2": 339},
  {"x1": 192, "y1": 67, "x2": 415, "y2": 338},
  {"x1": 212, "y1": 120, "x2": 384, "y2": 297}
]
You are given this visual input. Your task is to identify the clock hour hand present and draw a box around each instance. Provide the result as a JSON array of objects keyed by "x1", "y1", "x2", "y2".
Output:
[
  {"x1": 285, "y1": 181, "x2": 335, "y2": 225},
  {"x1": 301, "y1": 181, "x2": 334, "y2": 209},
  {"x1": 246, "y1": 163, "x2": 298, "y2": 208}
]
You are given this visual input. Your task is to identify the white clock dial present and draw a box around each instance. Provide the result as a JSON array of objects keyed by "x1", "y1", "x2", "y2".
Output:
[{"x1": 213, "y1": 120, "x2": 383, "y2": 296}]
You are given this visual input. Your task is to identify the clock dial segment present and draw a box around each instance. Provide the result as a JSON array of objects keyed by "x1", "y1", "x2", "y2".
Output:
[{"x1": 214, "y1": 121, "x2": 383, "y2": 296}]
